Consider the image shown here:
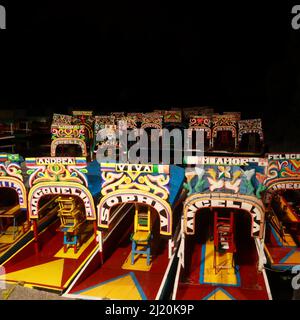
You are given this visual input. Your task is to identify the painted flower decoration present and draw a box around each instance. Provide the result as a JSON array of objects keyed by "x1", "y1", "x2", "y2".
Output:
[{"x1": 218, "y1": 166, "x2": 231, "y2": 179}]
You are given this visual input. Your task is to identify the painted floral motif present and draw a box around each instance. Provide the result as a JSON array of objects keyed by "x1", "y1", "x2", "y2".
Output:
[
  {"x1": 189, "y1": 116, "x2": 211, "y2": 129},
  {"x1": 141, "y1": 113, "x2": 163, "y2": 129},
  {"x1": 26, "y1": 159, "x2": 88, "y2": 187},
  {"x1": 184, "y1": 165, "x2": 257, "y2": 196},
  {"x1": 118, "y1": 116, "x2": 137, "y2": 129},
  {"x1": 212, "y1": 114, "x2": 238, "y2": 138},
  {"x1": 0, "y1": 162, "x2": 23, "y2": 181},
  {"x1": 265, "y1": 159, "x2": 300, "y2": 185},
  {"x1": 163, "y1": 111, "x2": 182, "y2": 123},
  {"x1": 51, "y1": 125, "x2": 86, "y2": 140},
  {"x1": 101, "y1": 170, "x2": 169, "y2": 200}
]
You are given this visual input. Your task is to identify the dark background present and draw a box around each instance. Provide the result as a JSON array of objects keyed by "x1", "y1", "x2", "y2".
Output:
[{"x1": 0, "y1": 1, "x2": 299, "y2": 151}]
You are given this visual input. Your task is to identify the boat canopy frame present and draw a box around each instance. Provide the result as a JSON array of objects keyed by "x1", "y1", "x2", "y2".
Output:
[
  {"x1": 184, "y1": 192, "x2": 265, "y2": 238},
  {"x1": 98, "y1": 189, "x2": 172, "y2": 236}
]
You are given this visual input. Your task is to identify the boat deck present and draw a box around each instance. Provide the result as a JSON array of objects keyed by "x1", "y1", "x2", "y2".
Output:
[
  {"x1": 176, "y1": 218, "x2": 269, "y2": 300},
  {"x1": 0, "y1": 219, "x2": 97, "y2": 292},
  {"x1": 265, "y1": 223, "x2": 300, "y2": 269},
  {"x1": 66, "y1": 231, "x2": 170, "y2": 300}
]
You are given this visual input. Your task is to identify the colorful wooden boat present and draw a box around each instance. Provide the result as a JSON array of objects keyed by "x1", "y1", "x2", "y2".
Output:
[
  {"x1": 264, "y1": 153, "x2": 300, "y2": 270},
  {"x1": 0, "y1": 109, "x2": 298, "y2": 300},
  {"x1": 188, "y1": 115, "x2": 212, "y2": 151},
  {"x1": 63, "y1": 162, "x2": 185, "y2": 300},
  {"x1": 172, "y1": 156, "x2": 272, "y2": 300},
  {"x1": 0, "y1": 157, "x2": 101, "y2": 292},
  {"x1": 187, "y1": 111, "x2": 264, "y2": 155},
  {"x1": 72, "y1": 111, "x2": 95, "y2": 159},
  {"x1": 210, "y1": 113, "x2": 240, "y2": 153},
  {"x1": 51, "y1": 112, "x2": 94, "y2": 159},
  {"x1": 93, "y1": 115, "x2": 118, "y2": 163},
  {"x1": 0, "y1": 154, "x2": 30, "y2": 264},
  {"x1": 236, "y1": 119, "x2": 264, "y2": 156}
]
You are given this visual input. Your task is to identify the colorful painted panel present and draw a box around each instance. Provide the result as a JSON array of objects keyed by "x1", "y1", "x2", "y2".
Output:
[
  {"x1": 94, "y1": 116, "x2": 116, "y2": 140},
  {"x1": 264, "y1": 154, "x2": 300, "y2": 201},
  {"x1": 111, "y1": 112, "x2": 125, "y2": 121},
  {"x1": 26, "y1": 157, "x2": 88, "y2": 188},
  {"x1": 71, "y1": 111, "x2": 95, "y2": 142},
  {"x1": 50, "y1": 125, "x2": 87, "y2": 156},
  {"x1": 141, "y1": 113, "x2": 163, "y2": 130},
  {"x1": 184, "y1": 156, "x2": 267, "y2": 198},
  {"x1": 51, "y1": 125, "x2": 86, "y2": 140},
  {"x1": 72, "y1": 111, "x2": 94, "y2": 127},
  {"x1": 100, "y1": 163, "x2": 170, "y2": 199},
  {"x1": 93, "y1": 116, "x2": 118, "y2": 156},
  {"x1": 163, "y1": 110, "x2": 182, "y2": 123},
  {"x1": 127, "y1": 112, "x2": 144, "y2": 122},
  {"x1": 118, "y1": 116, "x2": 137, "y2": 129},
  {"x1": 212, "y1": 114, "x2": 238, "y2": 138},
  {"x1": 189, "y1": 115, "x2": 212, "y2": 137},
  {"x1": 98, "y1": 163, "x2": 172, "y2": 235},
  {"x1": 52, "y1": 114, "x2": 73, "y2": 125},
  {"x1": 25, "y1": 157, "x2": 96, "y2": 220}
]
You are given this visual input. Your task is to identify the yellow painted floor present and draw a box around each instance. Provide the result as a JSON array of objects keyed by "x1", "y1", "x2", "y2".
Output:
[
  {"x1": 76, "y1": 273, "x2": 144, "y2": 300},
  {"x1": 0, "y1": 226, "x2": 24, "y2": 244},
  {"x1": 283, "y1": 250, "x2": 300, "y2": 264},
  {"x1": 283, "y1": 233, "x2": 297, "y2": 247},
  {"x1": 206, "y1": 288, "x2": 234, "y2": 300},
  {"x1": 0, "y1": 259, "x2": 65, "y2": 288},
  {"x1": 54, "y1": 235, "x2": 94, "y2": 260},
  {"x1": 201, "y1": 240, "x2": 239, "y2": 286},
  {"x1": 122, "y1": 252, "x2": 152, "y2": 271}
]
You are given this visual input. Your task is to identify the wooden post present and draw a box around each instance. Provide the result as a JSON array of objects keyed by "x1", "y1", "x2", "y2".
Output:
[
  {"x1": 93, "y1": 221, "x2": 97, "y2": 243},
  {"x1": 33, "y1": 220, "x2": 39, "y2": 253}
]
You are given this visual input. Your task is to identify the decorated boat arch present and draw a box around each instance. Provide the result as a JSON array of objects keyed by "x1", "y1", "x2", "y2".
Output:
[
  {"x1": 0, "y1": 157, "x2": 101, "y2": 292},
  {"x1": 173, "y1": 155, "x2": 271, "y2": 300},
  {"x1": 140, "y1": 112, "x2": 163, "y2": 131},
  {"x1": 93, "y1": 115, "x2": 119, "y2": 163},
  {"x1": 72, "y1": 110, "x2": 95, "y2": 158},
  {"x1": 98, "y1": 163, "x2": 173, "y2": 236},
  {"x1": 64, "y1": 162, "x2": 185, "y2": 300},
  {"x1": 263, "y1": 154, "x2": 300, "y2": 203},
  {"x1": 211, "y1": 113, "x2": 240, "y2": 152},
  {"x1": 119, "y1": 114, "x2": 138, "y2": 130},
  {"x1": 163, "y1": 110, "x2": 184, "y2": 130},
  {"x1": 188, "y1": 115, "x2": 212, "y2": 150},
  {"x1": 26, "y1": 157, "x2": 96, "y2": 222},
  {"x1": 50, "y1": 114, "x2": 88, "y2": 157},
  {"x1": 0, "y1": 154, "x2": 30, "y2": 263},
  {"x1": 263, "y1": 154, "x2": 300, "y2": 270},
  {"x1": 0, "y1": 154, "x2": 27, "y2": 210},
  {"x1": 237, "y1": 119, "x2": 264, "y2": 154}
]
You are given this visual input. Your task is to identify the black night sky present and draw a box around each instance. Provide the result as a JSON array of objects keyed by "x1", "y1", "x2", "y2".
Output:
[{"x1": 0, "y1": 2, "x2": 299, "y2": 150}]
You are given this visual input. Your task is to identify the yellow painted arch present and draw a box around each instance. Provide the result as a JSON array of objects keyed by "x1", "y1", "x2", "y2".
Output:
[
  {"x1": 28, "y1": 181, "x2": 96, "y2": 220},
  {"x1": 98, "y1": 189, "x2": 172, "y2": 236}
]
